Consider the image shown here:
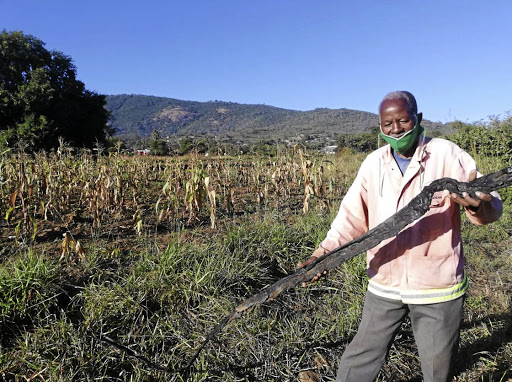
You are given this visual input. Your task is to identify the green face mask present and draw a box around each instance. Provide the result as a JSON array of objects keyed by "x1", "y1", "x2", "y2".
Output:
[{"x1": 380, "y1": 124, "x2": 424, "y2": 155}]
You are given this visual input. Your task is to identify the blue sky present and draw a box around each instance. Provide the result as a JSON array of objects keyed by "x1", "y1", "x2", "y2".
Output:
[{"x1": 1, "y1": 0, "x2": 511, "y2": 123}]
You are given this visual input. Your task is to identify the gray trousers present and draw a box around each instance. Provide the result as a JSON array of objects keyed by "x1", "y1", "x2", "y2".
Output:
[{"x1": 335, "y1": 291, "x2": 464, "y2": 382}]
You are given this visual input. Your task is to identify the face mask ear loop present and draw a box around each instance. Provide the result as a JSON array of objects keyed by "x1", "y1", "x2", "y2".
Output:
[{"x1": 419, "y1": 125, "x2": 426, "y2": 190}]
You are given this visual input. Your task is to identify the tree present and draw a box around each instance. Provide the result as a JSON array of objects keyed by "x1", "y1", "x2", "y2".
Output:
[
  {"x1": 178, "y1": 137, "x2": 194, "y2": 155},
  {"x1": 250, "y1": 140, "x2": 277, "y2": 156},
  {"x1": 337, "y1": 126, "x2": 379, "y2": 152},
  {"x1": 448, "y1": 116, "x2": 512, "y2": 163},
  {"x1": 0, "y1": 30, "x2": 112, "y2": 151},
  {"x1": 150, "y1": 129, "x2": 168, "y2": 155}
]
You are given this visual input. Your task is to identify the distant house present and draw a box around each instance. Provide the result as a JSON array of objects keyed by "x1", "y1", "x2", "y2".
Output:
[
  {"x1": 136, "y1": 149, "x2": 151, "y2": 156},
  {"x1": 320, "y1": 145, "x2": 338, "y2": 154}
]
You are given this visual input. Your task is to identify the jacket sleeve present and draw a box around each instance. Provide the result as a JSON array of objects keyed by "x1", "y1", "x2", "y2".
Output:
[
  {"x1": 319, "y1": 161, "x2": 370, "y2": 251},
  {"x1": 464, "y1": 194, "x2": 503, "y2": 225}
]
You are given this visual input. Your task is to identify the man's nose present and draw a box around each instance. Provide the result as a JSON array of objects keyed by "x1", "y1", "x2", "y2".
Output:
[{"x1": 391, "y1": 122, "x2": 402, "y2": 133}]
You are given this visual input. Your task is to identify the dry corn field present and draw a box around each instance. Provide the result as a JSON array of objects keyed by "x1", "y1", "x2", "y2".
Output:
[
  {"x1": 0, "y1": 147, "x2": 361, "y2": 253},
  {"x1": 1, "y1": 147, "x2": 511, "y2": 382}
]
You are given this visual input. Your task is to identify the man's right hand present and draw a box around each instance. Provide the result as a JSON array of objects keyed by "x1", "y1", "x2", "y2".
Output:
[{"x1": 297, "y1": 246, "x2": 329, "y2": 287}]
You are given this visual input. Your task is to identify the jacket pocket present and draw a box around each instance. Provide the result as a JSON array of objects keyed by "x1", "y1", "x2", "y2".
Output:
[{"x1": 407, "y1": 251, "x2": 459, "y2": 290}]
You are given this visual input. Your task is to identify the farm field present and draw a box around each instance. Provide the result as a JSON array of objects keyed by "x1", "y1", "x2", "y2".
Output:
[{"x1": 0, "y1": 147, "x2": 511, "y2": 381}]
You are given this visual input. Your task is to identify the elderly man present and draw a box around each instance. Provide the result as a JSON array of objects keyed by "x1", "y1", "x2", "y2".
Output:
[{"x1": 298, "y1": 91, "x2": 503, "y2": 382}]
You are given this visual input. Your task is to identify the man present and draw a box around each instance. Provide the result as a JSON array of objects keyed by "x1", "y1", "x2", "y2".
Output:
[{"x1": 298, "y1": 91, "x2": 503, "y2": 382}]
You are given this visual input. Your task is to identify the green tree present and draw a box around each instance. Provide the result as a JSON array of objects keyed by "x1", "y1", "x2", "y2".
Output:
[
  {"x1": 178, "y1": 137, "x2": 194, "y2": 155},
  {"x1": 449, "y1": 116, "x2": 512, "y2": 162},
  {"x1": 195, "y1": 138, "x2": 210, "y2": 154},
  {"x1": 337, "y1": 126, "x2": 379, "y2": 152},
  {"x1": 150, "y1": 139, "x2": 167, "y2": 156},
  {"x1": 250, "y1": 140, "x2": 277, "y2": 156},
  {"x1": 0, "y1": 30, "x2": 112, "y2": 151},
  {"x1": 150, "y1": 129, "x2": 168, "y2": 155}
]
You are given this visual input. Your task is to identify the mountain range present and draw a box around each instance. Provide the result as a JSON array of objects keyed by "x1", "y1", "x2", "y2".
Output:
[{"x1": 105, "y1": 94, "x2": 448, "y2": 144}]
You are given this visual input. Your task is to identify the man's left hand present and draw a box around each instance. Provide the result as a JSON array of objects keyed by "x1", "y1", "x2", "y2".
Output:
[{"x1": 449, "y1": 170, "x2": 493, "y2": 210}]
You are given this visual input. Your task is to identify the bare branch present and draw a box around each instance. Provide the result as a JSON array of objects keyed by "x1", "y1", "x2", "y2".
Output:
[{"x1": 182, "y1": 166, "x2": 512, "y2": 371}]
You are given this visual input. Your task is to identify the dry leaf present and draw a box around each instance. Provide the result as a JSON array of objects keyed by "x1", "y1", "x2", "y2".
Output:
[
  {"x1": 9, "y1": 191, "x2": 17, "y2": 207},
  {"x1": 314, "y1": 353, "x2": 328, "y2": 368},
  {"x1": 60, "y1": 232, "x2": 72, "y2": 260},
  {"x1": 298, "y1": 370, "x2": 321, "y2": 382},
  {"x1": 75, "y1": 240, "x2": 86, "y2": 261}
]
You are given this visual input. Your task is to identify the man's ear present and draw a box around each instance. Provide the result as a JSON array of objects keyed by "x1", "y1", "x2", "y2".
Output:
[{"x1": 417, "y1": 112, "x2": 423, "y2": 125}]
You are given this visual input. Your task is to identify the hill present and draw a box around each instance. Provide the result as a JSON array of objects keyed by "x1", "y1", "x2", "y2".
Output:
[{"x1": 105, "y1": 94, "x2": 447, "y2": 144}]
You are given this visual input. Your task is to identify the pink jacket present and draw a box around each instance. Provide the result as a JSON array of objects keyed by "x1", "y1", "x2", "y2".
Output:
[{"x1": 320, "y1": 137, "x2": 503, "y2": 304}]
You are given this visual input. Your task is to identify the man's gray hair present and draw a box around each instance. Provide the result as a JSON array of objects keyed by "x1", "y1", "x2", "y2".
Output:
[{"x1": 379, "y1": 91, "x2": 418, "y2": 117}]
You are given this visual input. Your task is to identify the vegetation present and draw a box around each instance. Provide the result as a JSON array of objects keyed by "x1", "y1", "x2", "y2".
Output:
[
  {"x1": 0, "y1": 120, "x2": 511, "y2": 380},
  {"x1": 0, "y1": 30, "x2": 112, "y2": 152},
  {"x1": 336, "y1": 126, "x2": 380, "y2": 152},
  {"x1": 449, "y1": 114, "x2": 512, "y2": 166}
]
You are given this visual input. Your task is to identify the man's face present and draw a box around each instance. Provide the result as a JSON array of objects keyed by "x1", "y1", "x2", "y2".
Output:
[{"x1": 379, "y1": 99, "x2": 418, "y2": 138}]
